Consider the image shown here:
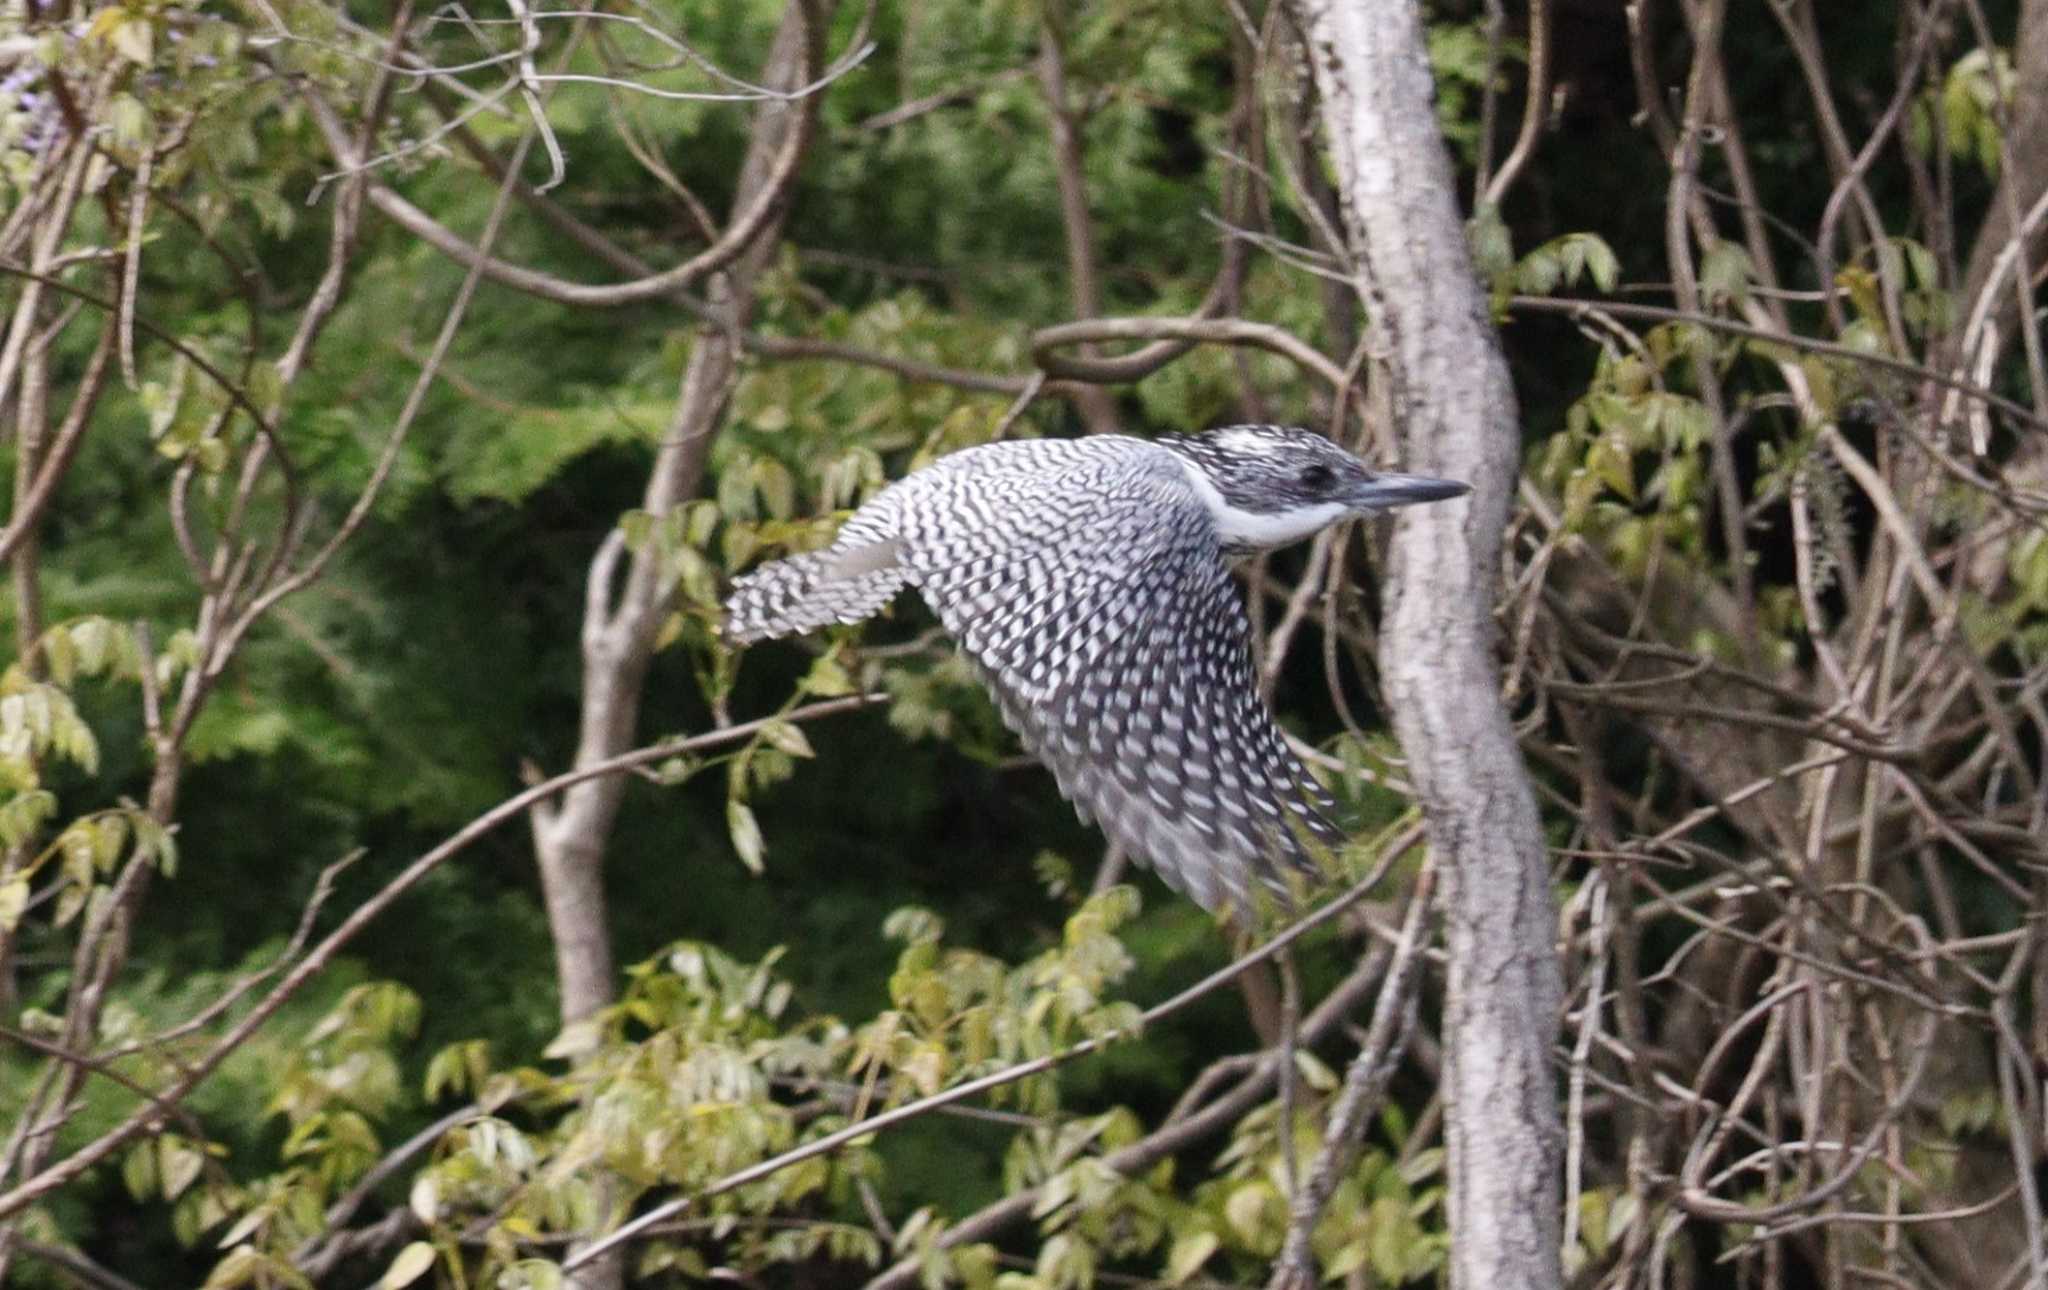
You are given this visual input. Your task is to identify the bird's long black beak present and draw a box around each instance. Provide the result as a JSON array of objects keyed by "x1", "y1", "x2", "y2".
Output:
[{"x1": 1349, "y1": 472, "x2": 1472, "y2": 511}]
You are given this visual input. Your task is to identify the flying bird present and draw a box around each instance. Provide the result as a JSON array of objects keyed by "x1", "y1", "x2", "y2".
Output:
[{"x1": 723, "y1": 426, "x2": 1469, "y2": 914}]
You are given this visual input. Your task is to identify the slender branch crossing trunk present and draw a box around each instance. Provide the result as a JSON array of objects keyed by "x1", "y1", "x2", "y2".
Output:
[{"x1": 1290, "y1": 3, "x2": 1565, "y2": 1287}]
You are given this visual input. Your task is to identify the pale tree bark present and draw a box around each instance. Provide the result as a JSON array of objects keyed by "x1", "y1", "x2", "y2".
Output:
[
  {"x1": 526, "y1": 0, "x2": 823, "y2": 1028},
  {"x1": 1291, "y1": 3, "x2": 1564, "y2": 1288},
  {"x1": 523, "y1": 5, "x2": 825, "y2": 1286}
]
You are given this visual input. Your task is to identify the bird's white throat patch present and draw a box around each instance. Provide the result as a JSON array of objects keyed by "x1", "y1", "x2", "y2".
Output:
[{"x1": 1170, "y1": 455, "x2": 1352, "y2": 551}]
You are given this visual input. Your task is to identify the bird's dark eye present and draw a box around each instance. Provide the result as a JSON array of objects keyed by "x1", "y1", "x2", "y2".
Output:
[{"x1": 1298, "y1": 464, "x2": 1337, "y2": 490}]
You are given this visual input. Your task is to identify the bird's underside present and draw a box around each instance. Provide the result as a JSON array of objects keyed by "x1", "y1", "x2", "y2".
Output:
[{"x1": 724, "y1": 436, "x2": 1351, "y2": 915}]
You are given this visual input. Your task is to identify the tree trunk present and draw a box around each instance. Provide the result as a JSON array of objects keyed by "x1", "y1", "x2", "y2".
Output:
[
  {"x1": 1290, "y1": 3, "x2": 1565, "y2": 1288},
  {"x1": 525, "y1": 4, "x2": 826, "y2": 1286},
  {"x1": 527, "y1": 0, "x2": 821, "y2": 1026}
]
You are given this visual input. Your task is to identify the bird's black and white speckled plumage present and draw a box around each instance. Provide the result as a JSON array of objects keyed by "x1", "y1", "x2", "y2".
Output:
[{"x1": 723, "y1": 426, "x2": 1469, "y2": 914}]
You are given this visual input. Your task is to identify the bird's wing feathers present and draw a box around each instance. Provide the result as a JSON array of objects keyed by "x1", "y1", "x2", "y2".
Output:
[
  {"x1": 723, "y1": 537, "x2": 911, "y2": 644},
  {"x1": 722, "y1": 438, "x2": 1346, "y2": 914},
  {"x1": 1033, "y1": 530, "x2": 1341, "y2": 913},
  {"x1": 902, "y1": 454, "x2": 1343, "y2": 914}
]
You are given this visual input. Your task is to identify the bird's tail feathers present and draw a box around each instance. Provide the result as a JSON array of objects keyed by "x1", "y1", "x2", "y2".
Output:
[{"x1": 723, "y1": 539, "x2": 910, "y2": 644}]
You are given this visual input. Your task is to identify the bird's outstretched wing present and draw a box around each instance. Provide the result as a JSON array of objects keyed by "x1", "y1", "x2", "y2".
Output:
[
  {"x1": 903, "y1": 452, "x2": 1346, "y2": 914},
  {"x1": 722, "y1": 439, "x2": 1346, "y2": 914},
  {"x1": 724, "y1": 537, "x2": 911, "y2": 644}
]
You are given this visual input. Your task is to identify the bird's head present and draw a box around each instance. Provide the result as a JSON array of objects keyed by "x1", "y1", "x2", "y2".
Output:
[{"x1": 1161, "y1": 425, "x2": 1471, "y2": 554}]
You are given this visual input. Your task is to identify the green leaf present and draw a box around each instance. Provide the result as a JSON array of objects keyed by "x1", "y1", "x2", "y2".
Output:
[
  {"x1": 1514, "y1": 246, "x2": 1560, "y2": 295},
  {"x1": 1291, "y1": 1049, "x2": 1338, "y2": 1092},
  {"x1": 0, "y1": 792, "x2": 55, "y2": 848},
  {"x1": 752, "y1": 457, "x2": 798, "y2": 519},
  {"x1": 41, "y1": 626, "x2": 75, "y2": 685},
  {"x1": 619, "y1": 509, "x2": 654, "y2": 551},
  {"x1": 1700, "y1": 242, "x2": 1754, "y2": 308},
  {"x1": 0, "y1": 876, "x2": 25, "y2": 933},
  {"x1": 215, "y1": 1206, "x2": 269, "y2": 1251},
  {"x1": 728, "y1": 799, "x2": 765, "y2": 873},
  {"x1": 1324, "y1": 1238, "x2": 1368, "y2": 1281},
  {"x1": 378, "y1": 1241, "x2": 436, "y2": 1289},
  {"x1": 124, "y1": 1140, "x2": 159, "y2": 1201},
  {"x1": 160, "y1": 1135, "x2": 205, "y2": 1200},
  {"x1": 499, "y1": 1260, "x2": 565, "y2": 1290},
  {"x1": 1223, "y1": 1180, "x2": 1280, "y2": 1249},
  {"x1": 110, "y1": 16, "x2": 154, "y2": 66},
  {"x1": 409, "y1": 1175, "x2": 441, "y2": 1224},
  {"x1": 70, "y1": 617, "x2": 113, "y2": 677},
  {"x1": 54, "y1": 882, "x2": 89, "y2": 927},
  {"x1": 1164, "y1": 1231, "x2": 1217, "y2": 1285},
  {"x1": 1837, "y1": 265, "x2": 1881, "y2": 326},
  {"x1": 1034, "y1": 1231, "x2": 1094, "y2": 1290},
  {"x1": 1367, "y1": 1195, "x2": 1413, "y2": 1283},
  {"x1": 133, "y1": 815, "x2": 177, "y2": 877},
  {"x1": 1583, "y1": 236, "x2": 1620, "y2": 292},
  {"x1": 205, "y1": 1244, "x2": 263, "y2": 1289},
  {"x1": 757, "y1": 719, "x2": 816, "y2": 759},
  {"x1": 801, "y1": 653, "x2": 855, "y2": 697},
  {"x1": 1577, "y1": 1188, "x2": 1611, "y2": 1254},
  {"x1": 425, "y1": 1039, "x2": 490, "y2": 1101},
  {"x1": 950, "y1": 1243, "x2": 998, "y2": 1290}
]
